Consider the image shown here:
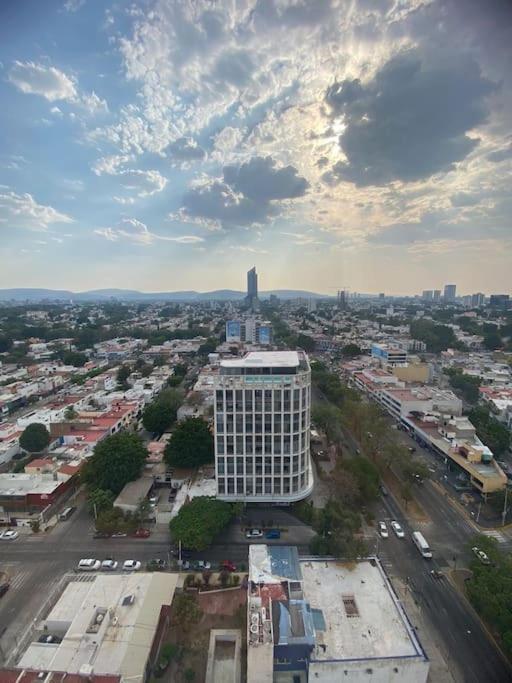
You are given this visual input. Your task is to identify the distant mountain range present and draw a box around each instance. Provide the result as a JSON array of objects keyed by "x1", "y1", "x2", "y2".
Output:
[{"x1": 0, "y1": 287, "x2": 330, "y2": 302}]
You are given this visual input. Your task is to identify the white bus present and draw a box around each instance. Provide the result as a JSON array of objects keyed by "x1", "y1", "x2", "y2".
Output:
[{"x1": 412, "y1": 531, "x2": 432, "y2": 559}]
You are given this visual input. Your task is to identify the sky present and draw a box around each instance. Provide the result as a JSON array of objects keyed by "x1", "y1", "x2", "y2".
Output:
[{"x1": 0, "y1": 0, "x2": 511, "y2": 296}]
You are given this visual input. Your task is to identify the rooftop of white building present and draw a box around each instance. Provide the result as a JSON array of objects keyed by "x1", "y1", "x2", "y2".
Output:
[
  {"x1": 301, "y1": 559, "x2": 425, "y2": 663},
  {"x1": 221, "y1": 351, "x2": 300, "y2": 369}
]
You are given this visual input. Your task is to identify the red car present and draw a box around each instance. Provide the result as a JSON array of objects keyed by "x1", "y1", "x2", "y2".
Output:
[
  {"x1": 132, "y1": 528, "x2": 151, "y2": 538},
  {"x1": 221, "y1": 560, "x2": 236, "y2": 572}
]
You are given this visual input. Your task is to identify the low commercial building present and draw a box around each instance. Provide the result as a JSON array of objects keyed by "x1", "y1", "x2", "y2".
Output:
[
  {"x1": 113, "y1": 476, "x2": 154, "y2": 513},
  {"x1": 0, "y1": 472, "x2": 77, "y2": 525},
  {"x1": 371, "y1": 342, "x2": 408, "y2": 367},
  {"x1": 16, "y1": 573, "x2": 177, "y2": 683},
  {"x1": 247, "y1": 545, "x2": 429, "y2": 682}
]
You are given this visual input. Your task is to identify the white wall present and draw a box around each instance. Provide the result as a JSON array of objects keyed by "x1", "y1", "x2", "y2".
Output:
[{"x1": 309, "y1": 657, "x2": 429, "y2": 683}]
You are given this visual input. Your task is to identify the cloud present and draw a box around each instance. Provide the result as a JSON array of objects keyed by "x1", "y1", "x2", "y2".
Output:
[
  {"x1": 224, "y1": 156, "x2": 309, "y2": 202},
  {"x1": 92, "y1": 154, "x2": 132, "y2": 176},
  {"x1": 63, "y1": 0, "x2": 86, "y2": 12},
  {"x1": 8, "y1": 61, "x2": 77, "y2": 101},
  {"x1": 487, "y1": 145, "x2": 512, "y2": 163},
  {"x1": 166, "y1": 137, "x2": 206, "y2": 163},
  {"x1": 324, "y1": 49, "x2": 498, "y2": 186},
  {"x1": 0, "y1": 190, "x2": 73, "y2": 231},
  {"x1": 80, "y1": 91, "x2": 109, "y2": 115},
  {"x1": 117, "y1": 169, "x2": 167, "y2": 198},
  {"x1": 180, "y1": 156, "x2": 308, "y2": 227},
  {"x1": 94, "y1": 218, "x2": 204, "y2": 246}
]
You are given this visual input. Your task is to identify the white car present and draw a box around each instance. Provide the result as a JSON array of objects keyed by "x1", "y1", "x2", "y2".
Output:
[
  {"x1": 101, "y1": 559, "x2": 118, "y2": 571},
  {"x1": 78, "y1": 559, "x2": 101, "y2": 571},
  {"x1": 378, "y1": 522, "x2": 388, "y2": 539},
  {"x1": 391, "y1": 521, "x2": 405, "y2": 538},
  {"x1": 245, "y1": 528, "x2": 263, "y2": 539},
  {"x1": 0, "y1": 530, "x2": 19, "y2": 541},
  {"x1": 123, "y1": 560, "x2": 141, "y2": 571},
  {"x1": 198, "y1": 560, "x2": 211, "y2": 570},
  {"x1": 472, "y1": 547, "x2": 491, "y2": 566}
]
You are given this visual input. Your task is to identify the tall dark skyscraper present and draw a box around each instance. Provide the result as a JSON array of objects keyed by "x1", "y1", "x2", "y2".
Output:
[
  {"x1": 247, "y1": 266, "x2": 258, "y2": 299},
  {"x1": 246, "y1": 266, "x2": 260, "y2": 311}
]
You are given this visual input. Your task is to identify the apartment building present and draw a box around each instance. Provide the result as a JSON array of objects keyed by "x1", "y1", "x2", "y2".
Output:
[{"x1": 214, "y1": 351, "x2": 313, "y2": 503}]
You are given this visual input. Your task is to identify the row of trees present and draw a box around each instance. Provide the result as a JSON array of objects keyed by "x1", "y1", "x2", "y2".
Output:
[
  {"x1": 466, "y1": 535, "x2": 512, "y2": 655},
  {"x1": 443, "y1": 368, "x2": 482, "y2": 404},
  {"x1": 468, "y1": 407, "x2": 511, "y2": 457}
]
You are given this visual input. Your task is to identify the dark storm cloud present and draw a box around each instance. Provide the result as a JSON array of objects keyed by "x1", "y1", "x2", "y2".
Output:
[
  {"x1": 223, "y1": 156, "x2": 309, "y2": 201},
  {"x1": 167, "y1": 137, "x2": 206, "y2": 161},
  {"x1": 323, "y1": 50, "x2": 498, "y2": 186},
  {"x1": 180, "y1": 156, "x2": 309, "y2": 226}
]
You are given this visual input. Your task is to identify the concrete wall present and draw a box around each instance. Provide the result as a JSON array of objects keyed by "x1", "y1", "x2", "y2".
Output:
[{"x1": 308, "y1": 657, "x2": 429, "y2": 682}]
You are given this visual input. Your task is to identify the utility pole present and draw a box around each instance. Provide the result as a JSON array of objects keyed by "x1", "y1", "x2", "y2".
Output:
[{"x1": 502, "y1": 485, "x2": 509, "y2": 527}]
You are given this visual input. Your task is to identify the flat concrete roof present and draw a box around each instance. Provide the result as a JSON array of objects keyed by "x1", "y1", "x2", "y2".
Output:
[
  {"x1": 114, "y1": 476, "x2": 153, "y2": 508},
  {"x1": 301, "y1": 559, "x2": 425, "y2": 662},
  {"x1": 221, "y1": 351, "x2": 300, "y2": 369},
  {"x1": 18, "y1": 574, "x2": 178, "y2": 683}
]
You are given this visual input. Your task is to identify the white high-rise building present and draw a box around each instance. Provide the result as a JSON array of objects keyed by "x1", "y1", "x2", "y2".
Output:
[{"x1": 214, "y1": 351, "x2": 313, "y2": 503}]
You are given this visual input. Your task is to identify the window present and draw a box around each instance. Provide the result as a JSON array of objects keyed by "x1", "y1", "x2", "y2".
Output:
[
  {"x1": 264, "y1": 389, "x2": 273, "y2": 411},
  {"x1": 236, "y1": 435, "x2": 243, "y2": 453},
  {"x1": 226, "y1": 414, "x2": 234, "y2": 434},
  {"x1": 245, "y1": 390, "x2": 253, "y2": 409},
  {"x1": 218, "y1": 479, "x2": 225, "y2": 494},
  {"x1": 245, "y1": 435, "x2": 253, "y2": 453},
  {"x1": 236, "y1": 458, "x2": 244, "y2": 474},
  {"x1": 226, "y1": 436, "x2": 234, "y2": 455},
  {"x1": 227, "y1": 458, "x2": 234, "y2": 474},
  {"x1": 273, "y1": 435, "x2": 282, "y2": 453},
  {"x1": 246, "y1": 459, "x2": 253, "y2": 474},
  {"x1": 273, "y1": 390, "x2": 282, "y2": 411},
  {"x1": 216, "y1": 436, "x2": 224, "y2": 455},
  {"x1": 237, "y1": 477, "x2": 244, "y2": 492},
  {"x1": 217, "y1": 458, "x2": 225, "y2": 475}
]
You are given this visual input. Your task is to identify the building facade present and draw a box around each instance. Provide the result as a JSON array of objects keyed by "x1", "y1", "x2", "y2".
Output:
[
  {"x1": 214, "y1": 351, "x2": 313, "y2": 503},
  {"x1": 225, "y1": 319, "x2": 273, "y2": 345},
  {"x1": 444, "y1": 284, "x2": 457, "y2": 302}
]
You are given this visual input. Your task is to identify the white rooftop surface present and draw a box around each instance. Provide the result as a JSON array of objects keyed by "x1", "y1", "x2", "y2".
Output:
[
  {"x1": 19, "y1": 573, "x2": 178, "y2": 682},
  {"x1": 221, "y1": 351, "x2": 300, "y2": 369},
  {"x1": 302, "y1": 560, "x2": 423, "y2": 662},
  {"x1": 0, "y1": 473, "x2": 61, "y2": 495},
  {"x1": 44, "y1": 581, "x2": 93, "y2": 626}
]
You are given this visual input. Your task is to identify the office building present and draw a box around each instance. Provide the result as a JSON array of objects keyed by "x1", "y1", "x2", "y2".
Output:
[
  {"x1": 422, "y1": 290, "x2": 433, "y2": 300},
  {"x1": 214, "y1": 351, "x2": 313, "y2": 503},
  {"x1": 489, "y1": 294, "x2": 510, "y2": 309},
  {"x1": 247, "y1": 546, "x2": 429, "y2": 683},
  {"x1": 246, "y1": 266, "x2": 260, "y2": 311},
  {"x1": 371, "y1": 342, "x2": 408, "y2": 366},
  {"x1": 444, "y1": 284, "x2": 457, "y2": 302},
  {"x1": 337, "y1": 290, "x2": 348, "y2": 310},
  {"x1": 225, "y1": 319, "x2": 273, "y2": 345},
  {"x1": 433, "y1": 289, "x2": 441, "y2": 301},
  {"x1": 471, "y1": 292, "x2": 485, "y2": 307}
]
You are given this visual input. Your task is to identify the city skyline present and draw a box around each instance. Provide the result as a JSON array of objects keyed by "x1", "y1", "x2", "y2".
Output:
[{"x1": 1, "y1": 0, "x2": 511, "y2": 295}]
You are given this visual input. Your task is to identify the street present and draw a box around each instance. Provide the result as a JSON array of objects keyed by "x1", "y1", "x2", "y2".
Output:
[{"x1": 374, "y1": 490, "x2": 512, "y2": 682}]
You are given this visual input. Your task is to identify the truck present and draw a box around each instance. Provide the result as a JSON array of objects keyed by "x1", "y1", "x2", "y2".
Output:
[{"x1": 412, "y1": 531, "x2": 432, "y2": 559}]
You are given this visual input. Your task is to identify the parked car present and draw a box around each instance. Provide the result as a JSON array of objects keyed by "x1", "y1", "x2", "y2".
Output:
[
  {"x1": 123, "y1": 560, "x2": 141, "y2": 571},
  {"x1": 265, "y1": 529, "x2": 281, "y2": 539},
  {"x1": 0, "y1": 583, "x2": 9, "y2": 598},
  {"x1": 380, "y1": 485, "x2": 389, "y2": 497},
  {"x1": 93, "y1": 531, "x2": 111, "y2": 539},
  {"x1": 147, "y1": 559, "x2": 168, "y2": 571},
  {"x1": 391, "y1": 521, "x2": 404, "y2": 538},
  {"x1": 472, "y1": 547, "x2": 491, "y2": 565},
  {"x1": 0, "y1": 530, "x2": 19, "y2": 541},
  {"x1": 78, "y1": 559, "x2": 101, "y2": 571},
  {"x1": 221, "y1": 560, "x2": 236, "y2": 572},
  {"x1": 197, "y1": 560, "x2": 211, "y2": 570},
  {"x1": 181, "y1": 560, "x2": 191, "y2": 570},
  {"x1": 38, "y1": 634, "x2": 62, "y2": 644},
  {"x1": 378, "y1": 522, "x2": 389, "y2": 539},
  {"x1": 101, "y1": 559, "x2": 118, "y2": 571},
  {"x1": 131, "y1": 528, "x2": 151, "y2": 538},
  {"x1": 148, "y1": 495, "x2": 159, "y2": 505},
  {"x1": 112, "y1": 532, "x2": 127, "y2": 538},
  {"x1": 246, "y1": 528, "x2": 263, "y2": 539}
]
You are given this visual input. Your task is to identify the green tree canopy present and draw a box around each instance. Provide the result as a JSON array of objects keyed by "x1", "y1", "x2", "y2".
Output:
[
  {"x1": 143, "y1": 401, "x2": 175, "y2": 435},
  {"x1": 410, "y1": 319, "x2": 456, "y2": 352},
  {"x1": 169, "y1": 497, "x2": 235, "y2": 549},
  {"x1": 296, "y1": 333, "x2": 315, "y2": 352},
  {"x1": 116, "y1": 364, "x2": 131, "y2": 389},
  {"x1": 341, "y1": 343, "x2": 362, "y2": 357},
  {"x1": 19, "y1": 423, "x2": 51, "y2": 453},
  {"x1": 82, "y1": 432, "x2": 147, "y2": 495},
  {"x1": 164, "y1": 417, "x2": 214, "y2": 468},
  {"x1": 87, "y1": 488, "x2": 114, "y2": 515},
  {"x1": 469, "y1": 407, "x2": 511, "y2": 457},
  {"x1": 444, "y1": 368, "x2": 481, "y2": 404}
]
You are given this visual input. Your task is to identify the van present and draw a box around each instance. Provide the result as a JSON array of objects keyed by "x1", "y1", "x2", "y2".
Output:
[{"x1": 59, "y1": 506, "x2": 76, "y2": 521}]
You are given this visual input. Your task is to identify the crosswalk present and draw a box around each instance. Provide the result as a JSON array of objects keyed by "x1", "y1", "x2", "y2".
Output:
[{"x1": 481, "y1": 529, "x2": 508, "y2": 543}]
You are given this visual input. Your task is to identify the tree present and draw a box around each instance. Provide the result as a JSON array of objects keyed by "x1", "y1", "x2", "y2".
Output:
[
  {"x1": 342, "y1": 458, "x2": 380, "y2": 503},
  {"x1": 469, "y1": 407, "x2": 511, "y2": 457},
  {"x1": 82, "y1": 432, "x2": 147, "y2": 495},
  {"x1": 341, "y1": 343, "x2": 362, "y2": 357},
  {"x1": 64, "y1": 406, "x2": 78, "y2": 420},
  {"x1": 171, "y1": 593, "x2": 201, "y2": 631},
  {"x1": 116, "y1": 364, "x2": 131, "y2": 390},
  {"x1": 410, "y1": 319, "x2": 456, "y2": 352},
  {"x1": 169, "y1": 497, "x2": 235, "y2": 550},
  {"x1": 198, "y1": 338, "x2": 217, "y2": 355},
  {"x1": 20, "y1": 423, "x2": 50, "y2": 453},
  {"x1": 444, "y1": 368, "x2": 481, "y2": 404},
  {"x1": 87, "y1": 488, "x2": 114, "y2": 516},
  {"x1": 164, "y1": 418, "x2": 214, "y2": 468},
  {"x1": 296, "y1": 334, "x2": 315, "y2": 352},
  {"x1": 312, "y1": 403, "x2": 343, "y2": 443},
  {"x1": 142, "y1": 401, "x2": 175, "y2": 435},
  {"x1": 61, "y1": 350, "x2": 88, "y2": 367}
]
